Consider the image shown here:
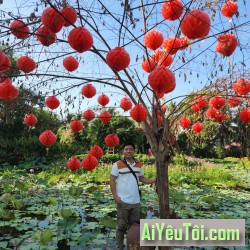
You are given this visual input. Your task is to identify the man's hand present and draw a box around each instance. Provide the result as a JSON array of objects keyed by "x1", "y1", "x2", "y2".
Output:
[{"x1": 113, "y1": 194, "x2": 122, "y2": 204}]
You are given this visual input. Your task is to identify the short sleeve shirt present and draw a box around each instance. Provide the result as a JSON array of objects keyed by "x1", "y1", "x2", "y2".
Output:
[{"x1": 111, "y1": 160, "x2": 143, "y2": 204}]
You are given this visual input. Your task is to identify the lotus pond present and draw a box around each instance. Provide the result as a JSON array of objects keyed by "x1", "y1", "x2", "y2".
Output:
[{"x1": 0, "y1": 158, "x2": 249, "y2": 250}]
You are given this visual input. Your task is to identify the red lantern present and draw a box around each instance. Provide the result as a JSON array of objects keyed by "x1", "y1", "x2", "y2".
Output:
[
  {"x1": 161, "y1": 0, "x2": 184, "y2": 21},
  {"x1": 97, "y1": 94, "x2": 110, "y2": 106},
  {"x1": 83, "y1": 109, "x2": 95, "y2": 121},
  {"x1": 228, "y1": 96, "x2": 242, "y2": 108},
  {"x1": 191, "y1": 96, "x2": 208, "y2": 112},
  {"x1": 179, "y1": 36, "x2": 189, "y2": 50},
  {"x1": 215, "y1": 34, "x2": 238, "y2": 57},
  {"x1": 221, "y1": 1, "x2": 238, "y2": 18},
  {"x1": 179, "y1": 117, "x2": 191, "y2": 129},
  {"x1": 0, "y1": 55, "x2": 11, "y2": 72},
  {"x1": 209, "y1": 96, "x2": 226, "y2": 110},
  {"x1": 70, "y1": 120, "x2": 83, "y2": 132},
  {"x1": 205, "y1": 108, "x2": 217, "y2": 119},
  {"x1": 67, "y1": 157, "x2": 81, "y2": 171},
  {"x1": 68, "y1": 27, "x2": 93, "y2": 53},
  {"x1": 152, "y1": 49, "x2": 173, "y2": 67},
  {"x1": 63, "y1": 56, "x2": 79, "y2": 72},
  {"x1": 41, "y1": 7, "x2": 65, "y2": 33},
  {"x1": 82, "y1": 155, "x2": 98, "y2": 171},
  {"x1": 16, "y1": 56, "x2": 36, "y2": 73},
  {"x1": 239, "y1": 108, "x2": 250, "y2": 124},
  {"x1": 192, "y1": 122, "x2": 203, "y2": 133},
  {"x1": 233, "y1": 78, "x2": 250, "y2": 95},
  {"x1": 144, "y1": 29, "x2": 164, "y2": 50},
  {"x1": 148, "y1": 66, "x2": 176, "y2": 94},
  {"x1": 24, "y1": 114, "x2": 38, "y2": 127},
  {"x1": 0, "y1": 51, "x2": 5, "y2": 66},
  {"x1": 60, "y1": 5, "x2": 77, "y2": 27},
  {"x1": 10, "y1": 20, "x2": 30, "y2": 39},
  {"x1": 39, "y1": 130, "x2": 57, "y2": 147},
  {"x1": 180, "y1": 10, "x2": 210, "y2": 40},
  {"x1": 89, "y1": 145, "x2": 104, "y2": 159},
  {"x1": 157, "y1": 115, "x2": 163, "y2": 125},
  {"x1": 104, "y1": 133, "x2": 120, "y2": 148},
  {"x1": 162, "y1": 37, "x2": 181, "y2": 55},
  {"x1": 106, "y1": 47, "x2": 130, "y2": 72},
  {"x1": 214, "y1": 111, "x2": 227, "y2": 123},
  {"x1": 0, "y1": 77, "x2": 18, "y2": 101},
  {"x1": 157, "y1": 92, "x2": 165, "y2": 99},
  {"x1": 141, "y1": 58, "x2": 156, "y2": 73},
  {"x1": 130, "y1": 104, "x2": 148, "y2": 122},
  {"x1": 45, "y1": 96, "x2": 60, "y2": 110},
  {"x1": 99, "y1": 110, "x2": 112, "y2": 124},
  {"x1": 120, "y1": 97, "x2": 132, "y2": 111},
  {"x1": 36, "y1": 26, "x2": 56, "y2": 46},
  {"x1": 81, "y1": 84, "x2": 96, "y2": 98}
]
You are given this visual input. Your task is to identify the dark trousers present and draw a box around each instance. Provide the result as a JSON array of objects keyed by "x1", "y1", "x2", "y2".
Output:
[{"x1": 116, "y1": 201, "x2": 140, "y2": 250}]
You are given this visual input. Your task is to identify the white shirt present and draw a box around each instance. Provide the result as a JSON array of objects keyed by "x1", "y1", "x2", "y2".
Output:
[{"x1": 111, "y1": 160, "x2": 143, "y2": 204}]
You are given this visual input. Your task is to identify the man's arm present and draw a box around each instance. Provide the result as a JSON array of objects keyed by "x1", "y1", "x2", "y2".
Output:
[
  {"x1": 110, "y1": 174, "x2": 121, "y2": 204},
  {"x1": 139, "y1": 176, "x2": 156, "y2": 184}
]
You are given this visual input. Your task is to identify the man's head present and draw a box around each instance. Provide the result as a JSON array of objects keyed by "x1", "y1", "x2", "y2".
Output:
[{"x1": 123, "y1": 142, "x2": 135, "y2": 160}]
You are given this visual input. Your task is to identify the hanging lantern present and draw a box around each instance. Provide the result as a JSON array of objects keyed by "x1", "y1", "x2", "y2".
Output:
[
  {"x1": 215, "y1": 34, "x2": 238, "y2": 57},
  {"x1": 70, "y1": 120, "x2": 83, "y2": 133},
  {"x1": 81, "y1": 84, "x2": 96, "y2": 98},
  {"x1": 0, "y1": 55, "x2": 11, "y2": 72},
  {"x1": 83, "y1": 109, "x2": 95, "y2": 121},
  {"x1": 221, "y1": 1, "x2": 238, "y2": 18},
  {"x1": 45, "y1": 96, "x2": 60, "y2": 110},
  {"x1": 179, "y1": 36, "x2": 189, "y2": 50},
  {"x1": 239, "y1": 108, "x2": 250, "y2": 124},
  {"x1": 63, "y1": 56, "x2": 79, "y2": 72},
  {"x1": 152, "y1": 49, "x2": 173, "y2": 67},
  {"x1": 228, "y1": 96, "x2": 242, "y2": 108},
  {"x1": 233, "y1": 78, "x2": 250, "y2": 95},
  {"x1": 205, "y1": 108, "x2": 217, "y2": 119},
  {"x1": 10, "y1": 20, "x2": 30, "y2": 39},
  {"x1": 0, "y1": 51, "x2": 5, "y2": 66},
  {"x1": 36, "y1": 26, "x2": 56, "y2": 46},
  {"x1": 99, "y1": 110, "x2": 112, "y2": 124},
  {"x1": 157, "y1": 115, "x2": 163, "y2": 125},
  {"x1": 89, "y1": 145, "x2": 104, "y2": 159},
  {"x1": 162, "y1": 37, "x2": 181, "y2": 55},
  {"x1": 60, "y1": 5, "x2": 77, "y2": 27},
  {"x1": 144, "y1": 29, "x2": 164, "y2": 50},
  {"x1": 157, "y1": 92, "x2": 165, "y2": 99},
  {"x1": 148, "y1": 66, "x2": 176, "y2": 94},
  {"x1": 24, "y1": 114, "x2": 38, "y2": 127},
  {"x1": 41, "y1": 7, "x2": 65, "y2": 33},
  {"x1": 161, "y1": 0, "x2": 184, "y2": 21},
  {"x1": 39, "y1": 130, "x2": 57, "y2": 147},
  {"x1": 97, "y1": 94, "x2": 110, "y2": 106},
  {"x1": 214, "y1": 111, "x2": 227, "y2": 123},
  {"x1": 106, "y1": 47, "x2": 130, "y2": 72},
  {"x1": 192, "y1": 122, "x2": 203, "y2": 133},
  {"x1": 141, "y1": 58, "x2": 156, "y2": 73},
  {"x1": 191, "y1": 96, "x2": 208, "y2": 112},
  {"x1": 180, "y1": 10, "x2": 210, "y2": 40},
  {"x1": 16, "y1": 56, "x2": 36, "y2": 73},
  {"x1": 82, "y1": 155, "x2": 98, "y2": 171},
  {"x1": 0, "y1": 77, "x2": 18, "y2": 101},
  {"x1": 68, "y1": 27, "x2": 93, "y2": 53},
  {"x1": 104, "y1": 133, "x2": 120, "y2": 148},
  {"x1": 67, "y1": 157, "x2": 81, "y2": 171},
  {"x1": 209, "y1": 96, "x2": 226, "y2": 110},
  {"x1": 130, "y1": 104, "x2": 148, "y2": 122},
  {"x1": 179, "y1": 117, "x2": 191, "y2": 129},
  {"x1": 120, "y1": 97, "x2": 133, "y2": 111}
]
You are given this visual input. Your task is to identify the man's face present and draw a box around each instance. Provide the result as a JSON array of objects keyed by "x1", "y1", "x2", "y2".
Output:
[{"x1": 123, "y1": 145, "x2": 135, "y2": 159}]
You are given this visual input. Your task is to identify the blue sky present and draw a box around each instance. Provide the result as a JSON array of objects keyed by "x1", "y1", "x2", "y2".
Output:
[{"x1": 1, "y1": 0, "x2": 250, "y2": 117}]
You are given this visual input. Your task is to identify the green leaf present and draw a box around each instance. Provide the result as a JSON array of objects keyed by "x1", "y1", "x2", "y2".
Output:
[
  {"x1": 39, "y1": 229, "x2": 53, "y2": 246},
  {"x1": 48, "y1": 197, "x2": 57, "y2": 206},
  {"x1": 61, "y1": 208, "x2": 72, "y2": 218}
]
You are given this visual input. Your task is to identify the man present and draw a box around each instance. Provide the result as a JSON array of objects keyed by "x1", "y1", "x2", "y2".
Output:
[{"x1": 110, "y1": 142, "x2": 156, "y2": 250}]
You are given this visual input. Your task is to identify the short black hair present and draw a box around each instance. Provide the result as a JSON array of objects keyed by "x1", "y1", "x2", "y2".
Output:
[{"x1": 123, "y1": 142, "x2": 135, "y2": 150}]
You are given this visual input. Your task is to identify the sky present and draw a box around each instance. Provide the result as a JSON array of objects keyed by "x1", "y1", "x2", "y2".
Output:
[{"x1": 0, "y1": 0, "x2": 250, "y2": 118}]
